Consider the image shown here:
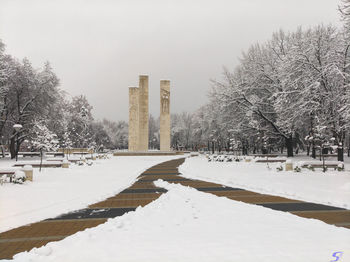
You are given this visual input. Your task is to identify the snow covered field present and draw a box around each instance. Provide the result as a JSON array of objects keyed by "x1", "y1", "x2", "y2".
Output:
[
  {"x1": 0, "y1": 155, "x2": 184, "y2": 233},
  {"x1": 8, "y1": 181, "x2": 350, "y2": 262},
  {"x1": 179, "y1": 156, "x2": 350, "y2": 209}
]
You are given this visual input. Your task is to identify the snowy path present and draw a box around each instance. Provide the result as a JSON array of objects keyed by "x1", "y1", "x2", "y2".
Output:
[
  {"x1": 1, "y1": 157, "x2": 349, "y2": 261},
  {"x1": 0, "y1": 155, "x2": 184, "y2": 232},
  {"x1": 8, "y1": 180, "x2": 350, "y2": 262}
]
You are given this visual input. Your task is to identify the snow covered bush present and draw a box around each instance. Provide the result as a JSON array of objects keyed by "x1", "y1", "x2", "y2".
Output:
[
  {"x1": 12, "y1": 170, "x2": 26, "y2": 184},
  {"x1": 337, "y1": 163, "x2": 345, "y2": 171},
  {"x1": 307, "y1": 165, "x2": 315, "y2": 171},
  {"x1": 276, "y1": 164, "x2": 283, "y2": 172},
  {"x1": 294, "y1": 165, "x2": 301, "y2": 173}
]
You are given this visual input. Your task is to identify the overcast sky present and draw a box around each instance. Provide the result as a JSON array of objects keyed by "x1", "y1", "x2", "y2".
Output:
[{"x1": 0, "y1": 0, "x2": 342, "y2": 122}]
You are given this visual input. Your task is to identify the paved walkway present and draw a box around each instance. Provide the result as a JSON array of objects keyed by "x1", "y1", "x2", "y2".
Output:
[{"x1": 1, "y1": 157, "x2": 349, "y2": 259}]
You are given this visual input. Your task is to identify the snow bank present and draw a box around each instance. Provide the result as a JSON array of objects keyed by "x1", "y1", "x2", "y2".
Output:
[
  {"x1": 179, "y1": 156, "x2": 350, "y2": 209},
  {"x1": 0, "y1": 155, "x2": 184, "y2": 232},
  {"x1": 9, "y1": 180, "x2": 350, "y2": 262}
]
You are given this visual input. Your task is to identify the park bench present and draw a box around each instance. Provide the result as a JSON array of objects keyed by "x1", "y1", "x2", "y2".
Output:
[
  {"x1": 13, "y1": 161, "x2": 63, "y2": 168},
  {"x1": 45, "y1": 152, "x2": 64, "y2": 157},
  {"x1": 315, "y1": 154, "x2": 338, "y2": 158},
  {"x1": 299, "y1": 160, "x2": 343, "y2": 170},
  {"x1": 19, "y1": 152, "x2": 41, "y2": 157},
  {"x1": 255, "y1": 159, "x2": 286, "y2": 163},
  {"x1": 72, "y1": 152, "x2": 90, "y2": 155},
  {"x1": 0, "y1": 152, "x2": 10, "y2": 157},
  {"x1": 301, "y1": 163, "x2": 340, "y2": 170},
  {"x1": 0, "y1": 170, "x2": 15, "y2": 183},
  {"x1": 252, "y1": 154, "x2": 279, "y2": 158},
  {"x1": 46, "y1": 157, "x2": 79, "y2": 163},
  {"x1": 0, "y1": 166, "x2": 33, "y2": 183}
]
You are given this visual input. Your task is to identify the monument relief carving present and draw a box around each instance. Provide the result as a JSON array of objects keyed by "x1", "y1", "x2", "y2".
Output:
[{"x1": 161, "y1": 89, "x2": 170, "y2": 114}]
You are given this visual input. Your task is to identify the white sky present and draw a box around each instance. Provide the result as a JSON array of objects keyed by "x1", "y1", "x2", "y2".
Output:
[{"x1": 0, "y1": 0, "x2": 342, "y2": 121}]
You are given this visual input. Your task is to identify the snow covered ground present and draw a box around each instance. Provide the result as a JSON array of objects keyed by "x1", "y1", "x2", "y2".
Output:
[
  {"x1": 179, "y1": 156, "x2": 350, "y2": 209},
  {"x1": 0, "y1": 155, "x2": 184, "y2": 233},
  {"x1": 8, "y1": 180, "x2": 350, "y2": 262}
]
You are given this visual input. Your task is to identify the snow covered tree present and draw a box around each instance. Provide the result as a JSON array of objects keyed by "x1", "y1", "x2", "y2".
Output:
[
  {"x1": 171, "y1": 112, "x2": 196, "y2": 150},
  {"x1": 102, "y1": 119, "x2": 128, "y2": 149},
  {"x1": 340, "y1": 0, "x2": 350, "y2": 31},
  {"x1": 2, "y1": 58, "x2": 60, "y2": 158},
  {"x1": 149, "y1": 114, "x2": 159, "y2": 149},
  {"x1": 209, "y1": 23, "x2": 350, "y2": 159},
  {"x1": 65, "y1": 95, "x2": 93, "y2": 148},
  {"x1": 31, "y1": 120, "x2": 59, "y2": 152},
  {"x1": 90, "y1": 121, "x2": 111, "y2": 150}
]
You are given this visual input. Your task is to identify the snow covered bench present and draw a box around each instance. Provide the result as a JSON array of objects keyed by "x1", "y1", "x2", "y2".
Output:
[
  {"x1": 0, "y1": 170, "x2": 16, "y2": 183},
  {"x1": 0, "y1": 166, "x2": 33, "y2": 183},
  {"x1": 47, "y1": 157, "x2": 92, "y2": 165},
  {"x1": 13, "y1": 161, "x2": 63, "y2": 168},
  {"x1": 45, "y1": 152, "x2": 64, "y2": 157},
  {"x1": 19, "y1": 152, "x2": 41, "y2": 157},
  {"x1": 255, "y1": 159, "x2": 286, "y2": 163},
  {"x1": 46, "y1": 157, "x2": 78, "y2": 163},
  {"x1": 254, "y1": 156, "x2": 287, "y2": 163},
  {"x1": 252, "y1": 154, "x2": 279, "y2": 158},
  {"x1": 299, "y1": 161, "x2": 343, "y2": 170},
  {"x1": 72, "y1": 152, "x2": 90, "y2": 155}
]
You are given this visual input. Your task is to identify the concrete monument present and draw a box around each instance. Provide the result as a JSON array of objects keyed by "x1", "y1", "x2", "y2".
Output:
[
  {"x1": 128, "y1": 75, "x2": 171, "y2": 152},
  {"x1": 138, "y1": 75, "x2": 149, "y2": 151},
  {"x1": 128, "y1": 87, "x2": 139, "y2": 151},
  {"x1": 128, "y1": 75, "x2": 149, "y2": 152},
  {"x1": 160, "y1": 80, "x2": 170, "y2": 151}
]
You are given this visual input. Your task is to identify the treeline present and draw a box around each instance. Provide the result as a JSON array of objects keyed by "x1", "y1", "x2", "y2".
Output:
[
  {"x1": 170, "y1": 1, "x2": 350, "y2": 160},
  {"x1": 0, "y1": 40, "x2": 128, "y2": 158}
]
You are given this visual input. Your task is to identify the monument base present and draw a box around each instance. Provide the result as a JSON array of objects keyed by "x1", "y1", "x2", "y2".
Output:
[{"x1": 113, "y1": 151, "x2": 184, "y2": 156}]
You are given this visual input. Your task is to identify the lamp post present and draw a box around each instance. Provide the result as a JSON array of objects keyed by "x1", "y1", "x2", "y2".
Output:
[{"x1": 13, "y1": 124, "x2": 23, "y2": 161}]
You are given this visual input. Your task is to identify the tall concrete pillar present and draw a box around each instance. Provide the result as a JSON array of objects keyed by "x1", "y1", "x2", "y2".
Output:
[
  {"x1": 138, "y1": 75, "x2": 149, "y2": 151},
  {"x1": 160, "y1": 80, "x2": 170, "y2": 151},
  {"x1": 128, "y1": 87, "x2": 139, "y2": 152}
]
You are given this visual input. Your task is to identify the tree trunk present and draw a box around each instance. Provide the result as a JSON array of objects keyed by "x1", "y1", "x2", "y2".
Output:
[
  {"x1": 10, "y1": 136, "x2": 16, "y2": 159},
  {"x1": 306, "y1": 145, "x2": 310, "y2": 156},
  {"x1": 338, "y1": 146, "x2": 344, "y2": 162},
  {"x1": 39, "y1": 149, "x2": 43, "y2": 172},
  {"x1": 1, "y1": 145, "x2": 4, "y2": 158},
  {"x1": 242, "y1": 145, "x2": 247, "y2": 155},
  {"x1": 285, "y1": 135, "x2": 293, "y2": 157},
  {"x1": 311, "y1": 142, "x2": 316, "y2": 159}
]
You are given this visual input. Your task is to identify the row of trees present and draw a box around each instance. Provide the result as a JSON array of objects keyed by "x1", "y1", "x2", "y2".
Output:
[
  {"x1": 0, "y1": 40, "x2": 128, "y2": 158},
  {"x1": 2, "y1": 1, "x2": 348, "y2": 158},
  {"x1": 169, "y1": 0, "x2": 350, "y2": 160}
]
